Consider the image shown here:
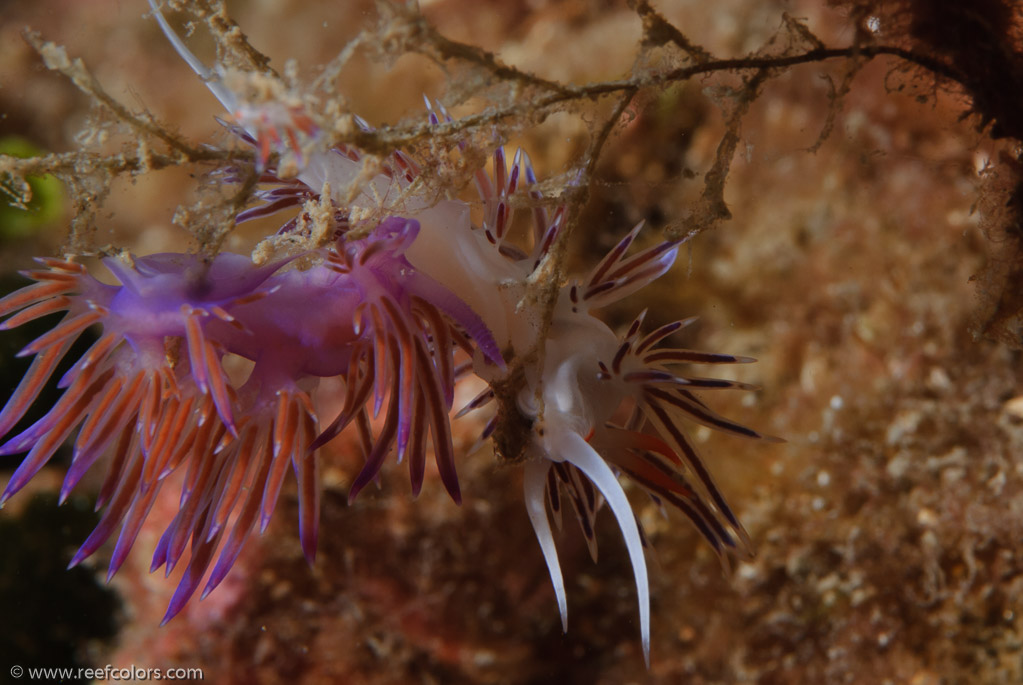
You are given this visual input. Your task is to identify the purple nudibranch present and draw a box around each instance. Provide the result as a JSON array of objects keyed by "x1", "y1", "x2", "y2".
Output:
[{"x1": 0, "y1": 217, "x2": 502, "y2": 623}]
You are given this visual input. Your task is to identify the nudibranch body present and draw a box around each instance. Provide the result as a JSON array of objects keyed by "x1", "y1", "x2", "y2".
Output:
[
  {"x1": 0, "y1": 214, "x2": 502, "y2": 621},
  {"x1": 0, "y1": 1, "x2": 777, "y2": 664}
]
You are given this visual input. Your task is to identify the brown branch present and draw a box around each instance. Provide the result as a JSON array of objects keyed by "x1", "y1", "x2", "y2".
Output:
[
  {"x1": 669, "y1": 69, "x2": 768, "y2": 241},
  {"x1": 512, "y1": 90, "x2": 637, "y2": 430},
  {"x1": 0, "y1": 149, "x2": 233, "y2": 181},
  {"x1": 528, "y1": 89, "x2": 638, "y2": 305},
  {"x1": 489, "y1": 89, "x2": 637, "y2": 461},
  {"x1": 22, "y1": 32, "x2": 216, "y2": 163},
  {"x1": 332, "y1": 43, "x2": 968, "y2": 156},
  {"x1": 397, "y1": 5, "x2": 572, "y2": 98},
  {"x1": 169, "y1": 0, "x2": 274, "y2": 73},
  {"x1": 807, "y1": 60, "x2": 863, "y2": 154},
  {"x1": 630, "y1": 0, "x2": 713, "y2": 63}
]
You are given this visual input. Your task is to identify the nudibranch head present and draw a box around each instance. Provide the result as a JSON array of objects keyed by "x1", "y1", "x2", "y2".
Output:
[{"x1": 492, "y1": 219, "x2": 778, "y2": 665}]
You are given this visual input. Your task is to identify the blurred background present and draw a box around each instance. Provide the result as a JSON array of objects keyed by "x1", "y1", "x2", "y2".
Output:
[{"x1": 1, "y1": 1, "x2": 1021, "y2": 683}]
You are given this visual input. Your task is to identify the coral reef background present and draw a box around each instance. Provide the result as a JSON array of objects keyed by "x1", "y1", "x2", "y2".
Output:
[{"x1": 2, "y1": 0, "x2": 1023, "y2": 683}]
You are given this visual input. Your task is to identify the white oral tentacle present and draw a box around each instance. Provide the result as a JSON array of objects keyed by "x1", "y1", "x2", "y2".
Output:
[
  {"x1": 524, "y1": 458, "x2": 568, "y2": 633},
  {"x1": 552, "y1": 427, "x2": 651, "y2": 667},
  {"x1": 147, "y1": 1, "x2": 240, "y2": 115}
]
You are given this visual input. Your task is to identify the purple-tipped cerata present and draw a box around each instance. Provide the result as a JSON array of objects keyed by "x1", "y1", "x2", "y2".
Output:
[{"x1": 0, "y1": 221, "x2": 502, "y2": 622}]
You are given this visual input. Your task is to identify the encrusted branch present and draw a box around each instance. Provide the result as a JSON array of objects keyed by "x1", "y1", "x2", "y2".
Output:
[
  {"x1": 338, "y1": 42, "x2": 965, "y2": 155},
  {"x1": 22, "y1": 31, "x2": 213, "y2": 162},
  {"x1": 0, "y1": 3, "x2": 984, "y2": 344},
  {"x1": 630, "y1": 0, "x2": 712, "y2": 63},
  {"x1": 378, "y1": 2, "x2": 573, "y2": 98},
  {"x1": 527, "y1": 88, "x2": 639, "y2": 354},
  {"x1": 2, "y1": 20, "x2": 968, "y2": 251}
]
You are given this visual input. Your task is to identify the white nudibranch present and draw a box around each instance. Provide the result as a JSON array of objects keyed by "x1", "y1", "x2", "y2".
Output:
[{"x1": 145, "y1": 0, "x2": 779, "y2": 665}]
